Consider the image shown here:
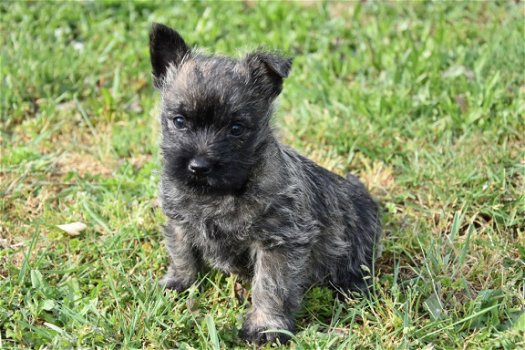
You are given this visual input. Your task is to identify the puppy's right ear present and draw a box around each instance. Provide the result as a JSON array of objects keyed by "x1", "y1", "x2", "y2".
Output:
[{"x1": 149, "y1": 23, "x2": 189, "y2": 89}]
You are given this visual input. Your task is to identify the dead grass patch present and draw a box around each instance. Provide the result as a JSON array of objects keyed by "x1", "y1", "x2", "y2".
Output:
[
  {"x1": 57, "y1": 152, "x2": 116, "y2": 177},
  {"x1": 357, "y1": 158, "x2": 395, "y2": 196}
]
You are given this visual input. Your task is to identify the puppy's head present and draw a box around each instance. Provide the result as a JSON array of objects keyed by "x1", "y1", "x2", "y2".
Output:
[{"x1": 150, "y1": 23, "x2": 292, "y2": 195}]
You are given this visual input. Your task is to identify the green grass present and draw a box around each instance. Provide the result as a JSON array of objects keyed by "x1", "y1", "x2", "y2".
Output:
[{"x1": 1, "y1": 1, "x2": 524, "y2": 349}]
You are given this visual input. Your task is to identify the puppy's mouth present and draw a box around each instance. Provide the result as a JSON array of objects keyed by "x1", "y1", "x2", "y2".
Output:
[
  {"x1": 184, "y1": 175, "x2": 245, "y2": 196},
  {"x1": 187, "y1": 173, "x2": 213, "y2": 186}
]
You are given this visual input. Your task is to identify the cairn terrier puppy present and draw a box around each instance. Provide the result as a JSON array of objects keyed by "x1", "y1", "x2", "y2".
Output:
[{"x1": 150, "y1": 23, "x2": 381, "y2": 345}]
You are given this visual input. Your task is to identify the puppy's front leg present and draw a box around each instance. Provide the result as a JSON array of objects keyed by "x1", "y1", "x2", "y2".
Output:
[
  {"x1": 159, "y1": 219, "x2": 201, "y2": 291},
  {"x1": 240, "y1": 245, "x2": 309, "y2": 345}
]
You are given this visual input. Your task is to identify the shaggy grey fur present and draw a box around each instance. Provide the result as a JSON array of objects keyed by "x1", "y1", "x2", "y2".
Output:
[{"x1": 149, "y1": 23, "x2": 381, "y2": 345}]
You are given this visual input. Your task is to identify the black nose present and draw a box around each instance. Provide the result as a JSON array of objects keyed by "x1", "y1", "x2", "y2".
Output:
[{"x1": 188, "y1": 157, "x2": 211, "y2": 176}]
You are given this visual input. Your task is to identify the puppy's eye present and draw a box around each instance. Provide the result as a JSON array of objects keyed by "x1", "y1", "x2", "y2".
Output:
[
  {"x1": 173, "y1": 115, "x2": 186, "y2": 130},
  {"x1": 230, "y1": 123, "x2": 244, "y2": 136}
]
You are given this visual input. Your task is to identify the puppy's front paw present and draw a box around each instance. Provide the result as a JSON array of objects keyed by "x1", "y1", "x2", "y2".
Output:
[
  {"x1": 158, "y1": 275, "x2": 186, "y2": 292},
  {"x1": 158, "y1": 264, "x2": 196, "y2": 292},
  {"x1": 158, "y1": 271, "x2": 193, "y2": 292},
  {"x1": 239, "y1": 311, "x2": 293, "y2": 345},
  {"x1": 239, "y1": 326, "x2": 291, "y2": 346}
]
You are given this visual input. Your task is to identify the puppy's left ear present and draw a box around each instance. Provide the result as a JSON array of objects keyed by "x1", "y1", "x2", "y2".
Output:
[
  {"x1": 245, "y1": 51, "x2": 293, "y2": 98},
  {"x1": 149, "y1": 23, "x2": 189, "y2": 89}
]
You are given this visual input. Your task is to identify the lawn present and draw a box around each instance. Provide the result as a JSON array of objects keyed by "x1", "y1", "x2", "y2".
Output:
[{"x1": 1, "y1": 1, "x2": 524, "y2": 349}]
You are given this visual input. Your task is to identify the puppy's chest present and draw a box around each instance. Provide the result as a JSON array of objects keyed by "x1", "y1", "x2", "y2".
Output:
[
  {"x1": 177, "y1": 194, "x2": 262, "y2": 238},
  {"x1": 192, "y1": 221, "x2": 255, "y2": 277},
  {"x1": 202, "y1": 216, "x2": 250, "y2": 239},
  {"x1": 184, "y1": 201, "x2": 260, "y2": 276},
  {"x1": 169, "y1": 193, "x2": 273, "y2": 274}
]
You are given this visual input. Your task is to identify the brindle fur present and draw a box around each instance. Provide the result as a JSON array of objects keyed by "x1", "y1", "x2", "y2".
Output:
[{"x1": 149, "y1": 23, "x2": 381, "y2": 345}]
